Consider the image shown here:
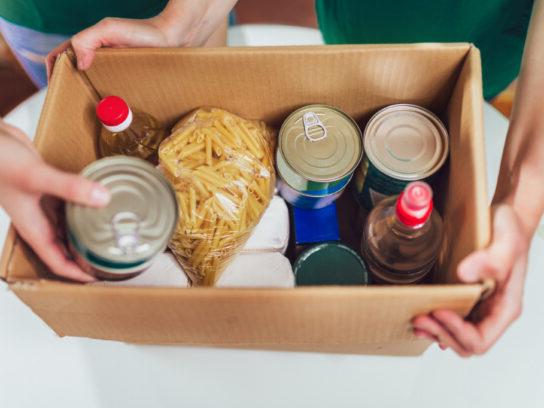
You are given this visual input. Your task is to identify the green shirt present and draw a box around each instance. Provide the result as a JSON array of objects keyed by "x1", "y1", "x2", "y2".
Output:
[
  {"x1": 316, "y1": 0, "x2": 534, "y2": 99},
  {"x1": 0, "y1": 0, "x2": 167, "y2": 36}
]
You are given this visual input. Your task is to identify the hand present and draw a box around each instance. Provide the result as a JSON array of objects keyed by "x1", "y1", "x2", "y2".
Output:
[
  {"x1": 46, "y1": 0, "x2": 235, "y2": 77},
  {"x1": 412, "y1": 204, "x2": 529, "y2": 357},
  {"x1": 0, "y1": 120, "x2": 110, "y2": 282}
]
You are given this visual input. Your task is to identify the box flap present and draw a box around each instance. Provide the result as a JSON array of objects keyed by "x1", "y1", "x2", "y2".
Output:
[
  {"x1": 84, "y1": 44, "x2": 470, "y2": 126},
  {"x1": 439, "y1": 45, "x2": 491, "y2": 282},
  {"x1": 11, "y1": 280, "x2": 483, "y2": 355}
]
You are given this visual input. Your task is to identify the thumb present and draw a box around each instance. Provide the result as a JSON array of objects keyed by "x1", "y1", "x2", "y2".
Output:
[
  {"x1": 458, "y1": 206, "x2": 521, "y2": 283},
  {"x1": 34, "y1": 164, "x2": 110, "y2": 207}
]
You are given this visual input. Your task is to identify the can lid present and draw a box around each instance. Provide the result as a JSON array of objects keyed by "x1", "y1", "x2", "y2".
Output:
[
  {"x1": 97, "y1": 96, "x2": 130, "y2": 126},
  {"x1": 66, "y1": 156, "x2": 178, "y2": 264},
  {"x1": 364, "y1": 104, "x2": 449, "y2": 180},
  {"x1": 279, "y1": 105, "x2": 363, "y2": 182},
  {"x1": 294, "y1": 243, "x2": 368, "y2": 286}
]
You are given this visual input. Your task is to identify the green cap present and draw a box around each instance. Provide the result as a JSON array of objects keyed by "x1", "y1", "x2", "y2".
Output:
[{"x1": 294, "y1": 243, "x2": 368, "y2": 286}]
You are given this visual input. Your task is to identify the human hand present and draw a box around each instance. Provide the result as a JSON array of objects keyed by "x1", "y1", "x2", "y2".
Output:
[
  {"x1": 412, "y1": 204, "x2": 529, "y2": 356},
  {"x1": 0, "y1": 120, "x2": 110, "y2": 282},
  {"x1": 46, "y1": 0, "x2": 235, "y2": 77}
]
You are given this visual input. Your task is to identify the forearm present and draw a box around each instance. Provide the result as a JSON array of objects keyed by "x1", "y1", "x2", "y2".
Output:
[
  {"x1": 154, "y1": 0, "x2": 236, "y2": 46},
  {"x1": 493, "y1": 0, "x2": 544, "y2": 235}
]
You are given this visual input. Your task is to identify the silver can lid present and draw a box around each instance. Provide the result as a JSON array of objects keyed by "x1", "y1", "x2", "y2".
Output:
[
  {"x1": 364, "y1": 104, "x2": 449, "y2": 180},
  {"x1": 279, "y1": 104, "x2": 363, "y2": 182},
  {"x1": 66, "y1": 156, "x2": 178, "y2": 263}
]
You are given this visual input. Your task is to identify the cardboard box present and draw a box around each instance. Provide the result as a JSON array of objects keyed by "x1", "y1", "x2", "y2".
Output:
[{"x1": 0, "y1": 44, "x2": 490, "y2": 355}]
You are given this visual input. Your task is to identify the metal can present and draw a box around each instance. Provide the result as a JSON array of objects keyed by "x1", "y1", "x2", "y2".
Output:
[
  {"x1": 277, "y1": 104, "x2": 363, "y2": 209},
  {"x1": 294, "y1": 243, "x2": 368, "y2": 286},
  {"x1": 354, "y1": 104, "x2": 449, "y2": 210},
  {"x1": 65, "y1": 156, "x2": 178, "y2": 280}
]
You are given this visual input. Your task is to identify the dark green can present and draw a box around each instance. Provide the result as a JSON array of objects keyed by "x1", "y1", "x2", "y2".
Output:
[
  {"x1": 354, "y1": 104, "x2": 449, "y2": 210},
  {"x1": 294, "y1": 243, "x2": 368, "y2": 286}
]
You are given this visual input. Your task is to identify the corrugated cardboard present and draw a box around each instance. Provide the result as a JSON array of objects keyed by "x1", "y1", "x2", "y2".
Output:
[{"x1": 0, "y1": 44, "x2": 490, "y2": 355}]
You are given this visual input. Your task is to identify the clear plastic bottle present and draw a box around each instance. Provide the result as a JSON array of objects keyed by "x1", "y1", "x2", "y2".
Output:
[
  {"x1": 361, "y1": 181, "x2": 444, "y2": 284},
  {"x1": 96, "y1": 96, "x2": 165, "y2": 163}
]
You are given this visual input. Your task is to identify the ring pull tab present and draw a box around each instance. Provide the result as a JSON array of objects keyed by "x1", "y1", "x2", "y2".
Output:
[
  {"x1": 303, "y1": 112, "x2": 327, "y2": 142},
  {"x1": 111, "y1": 211, "x2": 141, "y2": 255}
]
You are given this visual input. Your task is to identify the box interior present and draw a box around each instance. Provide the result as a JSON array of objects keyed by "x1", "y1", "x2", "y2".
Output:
[{"x1": 0, "y1": 44, "x2": 490, "y2": 355}]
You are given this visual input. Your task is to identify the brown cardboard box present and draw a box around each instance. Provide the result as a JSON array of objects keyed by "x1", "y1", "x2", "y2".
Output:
[{"x1": 0, "y1": 44, "x2": 490, "y2": 355}]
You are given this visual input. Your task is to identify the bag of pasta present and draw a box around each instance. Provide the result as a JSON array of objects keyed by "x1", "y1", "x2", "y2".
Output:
[{"x1": 159, "y1": 108, "x2": 276, "y2": 286}]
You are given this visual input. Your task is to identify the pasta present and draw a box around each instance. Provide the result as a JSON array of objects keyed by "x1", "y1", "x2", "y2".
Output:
[{"x1": 159, "y1": 107, "x2": 276, "y2": 286}]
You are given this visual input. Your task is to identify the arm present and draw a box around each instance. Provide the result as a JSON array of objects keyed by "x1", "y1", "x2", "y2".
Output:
[
  {"x1": 46, "y1": 0, "x2": 236, "y2": 75},
  {"x1": 0, "y1": 119, "x2": 110, "y2": 282},
  {"x1": 413, "y1": 0, "x2": 544, "y2": 356}
]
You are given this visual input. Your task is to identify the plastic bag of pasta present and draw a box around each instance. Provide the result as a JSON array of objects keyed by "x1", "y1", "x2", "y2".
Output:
[{"x1": 159, "y1": 108, "x2": 276, "y2": 286}]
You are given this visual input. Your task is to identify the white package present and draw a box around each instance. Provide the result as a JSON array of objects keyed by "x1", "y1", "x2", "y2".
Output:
[
  {"x1": 93, "y1": 251, "x2": 294, "y2": 288},
  {"x1": 216, "y1": 252, "x2": 294, "y2": 288},
  {"x1": 242, "y1": 195, "x2": 290, "y2": 254},
  {"x1": 91, "y1": 251, "x2": 189, "y2": 288}
]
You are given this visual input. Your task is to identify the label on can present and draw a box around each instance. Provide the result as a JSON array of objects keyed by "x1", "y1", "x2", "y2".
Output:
[{"x1": 354, "y1": 157, "x2": 411, "y2": 209}]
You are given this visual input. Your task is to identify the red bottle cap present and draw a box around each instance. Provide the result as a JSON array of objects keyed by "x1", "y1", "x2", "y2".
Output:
[
  {"x1": 96, "y1": 96, "x2": 129, "y2": 126},
  {"x1": 396, "y1": 181, "x2": 433, "y2": 227}
]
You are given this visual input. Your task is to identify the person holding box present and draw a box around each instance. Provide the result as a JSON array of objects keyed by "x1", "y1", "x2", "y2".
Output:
[{"x1": 0, "y1": 0, "x2": 543, "y2": 357}]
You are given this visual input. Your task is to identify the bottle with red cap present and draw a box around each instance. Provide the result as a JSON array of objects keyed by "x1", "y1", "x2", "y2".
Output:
[
  {"x1": 96, "y1": 96, "x2": 165, "y2": 163},
  {"x1": 361, "y1": 181, "x2": 444, "y2": 284}
]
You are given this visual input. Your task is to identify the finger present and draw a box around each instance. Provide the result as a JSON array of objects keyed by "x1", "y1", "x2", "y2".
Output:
[
  {"x1": 458, "y1": 206, "x2": 522, "y2": 283},
  {"x1": 14, "y1": 203, "x2": 95, "y2": 282},
  {"x1": 431, "y1": 310, "x2": 482, "y2": 353},
  {"x1": 72, "y1": 18, "x2": 166, "y2": 70},
  {"x1": 46, "y1": 40, "x2": 71, "y2": 80},
  {"x1": 0, "y1": 121, "x2": 36, "y2": 150},
  {"x1": 29, "y1": 164, "x2": 110, "y2": 207},
  {"x1": 412, "y1": 315, "x2": 471, "y2": 357},
  {"x1": 413, "y1": 328, "x2": 437, "y2": 342}
]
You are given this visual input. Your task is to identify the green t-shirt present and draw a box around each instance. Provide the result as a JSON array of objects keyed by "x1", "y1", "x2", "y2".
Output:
[
  {"x1": 316, "y1": 0, "x2": 534, "y2": 99},
  {"x1": 0, "y1": 0, "x2": 167, "y2": 36}
]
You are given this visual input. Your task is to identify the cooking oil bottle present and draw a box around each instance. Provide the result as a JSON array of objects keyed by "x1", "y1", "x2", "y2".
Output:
[
  {"x1": 361, "y1": 181, "x2": 443, "y2": 284},
  {"x1": 96, "y1": 96, "x2": 165, "y2": 163}
]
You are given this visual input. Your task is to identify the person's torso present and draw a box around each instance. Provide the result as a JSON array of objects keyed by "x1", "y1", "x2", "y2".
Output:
[
  {"x1": 316, "y1": 0, "x2": 534, "y2": 98},
  {"x1": 0, "y1": 0, "x2": 168, "y2": 35}
]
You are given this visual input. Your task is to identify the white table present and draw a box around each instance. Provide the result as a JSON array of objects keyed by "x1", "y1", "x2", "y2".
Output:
[{"x1": 1, "y1": 25, "x2": 543, "y2": 408}]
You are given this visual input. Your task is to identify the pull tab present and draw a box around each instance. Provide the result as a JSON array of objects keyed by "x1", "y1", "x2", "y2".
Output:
[
  {"x1": 111, "y1": 211, "x2": 141, "y2": 255},
  {"x1": 303, "y1": 112, "x2": 327, "y2": 142}
]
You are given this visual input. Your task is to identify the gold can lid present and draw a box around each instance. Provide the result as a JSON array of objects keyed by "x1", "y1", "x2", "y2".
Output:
[
  {"x1": 364, "y1": 104, "x2": 449, "y2": 180},
  {"x1": 66, "y1": 156, "x2": 178, "y2": 263},
  {"x1": 279, "y1": 104, "x2": 363, "y2": 182}
]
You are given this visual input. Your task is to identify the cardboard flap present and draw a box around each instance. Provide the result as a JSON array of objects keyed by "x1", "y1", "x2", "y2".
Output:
[
  {"x1": 11, "y1": 280, "x2": 483, "y2": 355},
  {"x1": 36, "y1": 52, "x2": 100, "y2": 171},
  {"x1": 84, "y1": 44, "x2": 470, "y2": 126},
  {"x1": 439, "y1": 45, "x2": 490, "y2": 282}
]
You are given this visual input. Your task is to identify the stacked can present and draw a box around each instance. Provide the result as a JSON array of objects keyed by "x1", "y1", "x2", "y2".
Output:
[
  {"x1": 354, "y1": 104, "x2": 449, "y2": 210},
  {"x1": 277, "y1": 104, "x2": 363, "y2": 209},
  {"x1": 65, "y1": 156, "x2": 178, "y2": 280}
]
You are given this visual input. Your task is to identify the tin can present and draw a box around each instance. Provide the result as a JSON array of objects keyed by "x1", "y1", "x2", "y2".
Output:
[
  {"x1": 277, "y1": 104, "x2": 363, "y2": 209},
  {"x1": 354, "y1": 104, "x2": 449, "y2": 210},
  {"x1": 65, "y1": 156, "x2": 178, "y2": 280},
  {"x1": 294, "y1": 243, "x2": 368, "y2": 286}
]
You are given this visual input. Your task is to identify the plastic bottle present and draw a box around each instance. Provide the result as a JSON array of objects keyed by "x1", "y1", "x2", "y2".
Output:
[
  {"x1": 361, "y1": 181, "x2": 444, "y2": 284},
  {"x1": 96, "y1": 96, "x2": 165, "y2": 163}
]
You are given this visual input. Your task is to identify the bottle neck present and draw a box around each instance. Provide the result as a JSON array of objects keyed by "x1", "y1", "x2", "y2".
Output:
[
  {"x1": 391, "y1": 212, "x2": 431, "y2": 238},
  {"x1": 102, "y1": 108, "x2": 133, "y2": 133}
]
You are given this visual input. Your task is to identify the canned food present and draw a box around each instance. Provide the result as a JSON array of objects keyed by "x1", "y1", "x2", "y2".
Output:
[
  {"x1": 294, "y1": 243, "x2": 368, "y2": 286},
  {"x1": 277, "y1": 104, "x2": 363, "y2": 209},
  {"x1": 65, "y1": 156, "x2": 178, "y2": 280},
  {"x1": 354, "y1": 104, "x2": 449, "y2": 209}
]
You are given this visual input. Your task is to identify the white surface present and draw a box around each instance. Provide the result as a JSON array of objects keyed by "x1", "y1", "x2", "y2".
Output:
[{"x1": 1, "y1": 25, "x2": 543, "y2": 408}]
